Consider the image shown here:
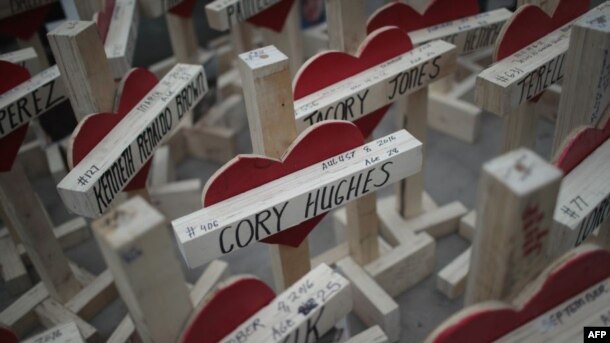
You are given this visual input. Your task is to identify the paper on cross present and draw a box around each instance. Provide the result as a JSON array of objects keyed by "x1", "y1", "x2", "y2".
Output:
[
  {"x1": 0, "y1": 65, "x2": 66, "y2": 138},
  {"x1": 293, "y1": 40, "x2": 456, "y2": 132},
  {"x1": 409, "y1": 8, "x2": 512, "y2": 55},
  {"x1": 476, "y1": 2, "x2": 610, "y2": 115},
  {"x1": 173, "y1": 129, "x2": 422, "y2": 268},
  {"x1": 57, "y1": 64, "x2": 208, "y2": 218},
  {"x1": 552, "y1": 139, "x2": 610, "y2": 254},
  {"x1": 220, "y1": 264, "x2": 352, "y2": 343}
]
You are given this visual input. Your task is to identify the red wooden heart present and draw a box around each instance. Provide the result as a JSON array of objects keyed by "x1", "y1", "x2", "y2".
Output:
[
  {"x1": 429, "y1": 245, "x2": 610, "y2": 343},
  {"x1": 203, "y1": 121, "x2": 364, "y2": 247},
  {"x1": 70, "y1": 68, "x2": 158, "y2": 191},
  {"x1": 247, "y1": 0, "x2": 295, "y2": 33},
  {"x1": 367, "y1": 0, "x2": 480, "y2": 34},
  {"x1": 294, "y1": 27, "x2": 413, "y2": 139},
  {"x1": 494, "y1": 0, "x2": 589, "y2": 61},
  {"x1": 554, "y1": 116, "x2": 610, "y2": 174},
  {"x1": 0, "y1": 61, "x2": 31, "y2": 172},
  {"x1": 95, "y1": 0, "x2": 116, "y2": 43},
  {"x1": 0, "y1": 326, "x2": 17, "y2": 343},
  {"x1": 181, "y1": 276, "x2": 275, "y2": 343},
  {"x1": 169, "y1": 0, "x2": 197, "y2": 18},
  {"x1": 0, "y1": 5, "x2": 52, "y2": 40}
]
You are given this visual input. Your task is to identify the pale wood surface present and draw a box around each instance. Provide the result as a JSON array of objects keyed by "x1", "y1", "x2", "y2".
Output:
[
  {"x1": 0, "y1": 162, "x2": 81, "y2": 303},
  {"x1": 437, "y1": 248, "x2": 471, "y2": 299},
  {"x1": 465, "y1": 149, "x2": 563, "y2": 305},
  {"x1": 23, "y1": 321, "x2": 85, "y2": 343},
  {"x1": 93, "y1": 197, "x2": 192, "y2": 343},
  {"x1": 48, "y1": 21, "x2": 116, "y2": 122}
]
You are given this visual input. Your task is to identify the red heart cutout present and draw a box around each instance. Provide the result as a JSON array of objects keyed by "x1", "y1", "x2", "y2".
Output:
[
  {"x1": 181, "y1": 276, "x2": 276, "y2": 343},
  {"x1": 70, "y1": 68, "x2": 158, "y2": 191},
  {"x1": 0, "y1": 61, "x2": 31, "y2": 172},
  {"x1": 0, "y1": 5, "x2": 51, "y2": 40},
  {"x1": 95, "y1": 0, "x2": 116, "y2": 43},
  {"x1": 294, "y1": 27, "x2": 413, "y2": 139},
  {"x1": 429, "y1": 246, "x2": 610, "y2": 343},
  {"x1": 0, "y1": 326, "x2": 17, "y2": 343},
  {"x1": 553, "y1": 115, "x2": 610, "y2": 174},
  {"x1": 494, "y1": 0, "x2": 589, "y2": 61},
  {"x1": 203, "y1": 121, "x2": 364, "y2": 247},
  {"x1": 247, "y1": 0, "x2": 295, "y2": 33},
  {"x1": 367, "y1": 0, "x2": 480, "y2": 34},
  {"x1": 170, "y1": 0, "x2": 197, "y2": 18}
]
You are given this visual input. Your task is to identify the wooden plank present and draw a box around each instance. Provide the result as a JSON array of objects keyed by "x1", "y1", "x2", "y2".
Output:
[
  {"x1": 0, "y1": 66, "x2": 66, "y2": 138},
  {"x1": 205, "y1": 0, "x2": 283, "y2": 31},
  {"x1": 166, "y1": 13, "x2": 199, "y2": 64},
  {"x1": 46, "y1": 143, "x2": 68, "y2": 184},
  {"x1": 409, "y1": 8, "x2": 512, "y2": 55},
  {"x1": 47, "y1": 20, "x2": 116, "y2": 121},
  {"x1": 437, "y1": 248, "x2": 471, "y2": 299},
  {"x1": 57, "y1": 64, "x2": 207, "y2": 218},
  {"x1": 294, "y1": 40, "x2": 457, "y2": 131},
  {"x1": 64, "y1": 270, "x2": 117, "y2": 321},
  {"x1": 464, "y1": 148, "x2": 563, "y2": 305},
  {"x1": 428, "y1": 92, "x2": 481, "y2": 144},
  {"x1": 476, "y1": 3, "x2": 610, "y2": 116},
  {"x1": 18, "y1": 140, "x2": 50, "y2": 180},
  {"x1": 0, "y1": 282, "x2": 48, "y2": 337},
  {"x1": 0, "y1": 161, "x2": 81, "y2": 303},
  {"x1": 0, "y1": 47, "x2": 38, "y2": 73},
  {"x1": 148, "y1": 145, "x2": 175, "y2": 187},
  {"x1": 236, "y1": 45, "x2": 309, "y2": 290},
  {"x1": 0, "y1": 0, "x2": 57, "y2": 19},
  {"x1": 218, "y1": 264, "x2": 352, "y2": 343},
  {"x1": 365, "y1": 233, "x2": 436, "y2": 298},
  {"x1": 0, "y1": 234, "x2": 31, "y2": 296},
  {"x1": 551, "y1": 139, "x2": 610, "y2": 257},
  {"x1": 182, "y1": 124, "x2": 238, "y2": 164},
  {"x1": 93, "y1": 196, "x2": 192, "y2": 343},
  {"x1": 326, "y1": 0, "x2": 366, "y2": 55},
  {"x1": 189, "y1": 260, "x2": 230, "y2": 308},
  {"x1": 138, "y1": 0, "x2": 187, "y2": 18},
  {"x1": 75, "y1": 0, "x2": 102, "y2": 19},
  {"x1": 35, "y1": 298, "x2": 98, "y2": 342},
  {"x1": 23, "y1": 322, "x2": 85, "y2": 343},
  {"x1": 337, "y1": 257, "x2": 399, "y2": 342},
  {"x1": 173, "y1": 130, "x2": 422, "y2": 268},
  {"x1": 345, "y1": 326, "x2": 388, "y2": 343},
  {"x1": 105, "y1": 0, "x2": 139, "y2": 79},
  {"x1": 552, "y1": 8, "x2": 610, "y2": 154},
  {"x1": 459, "y1": 210, "x2": 476, "y2": 241}
]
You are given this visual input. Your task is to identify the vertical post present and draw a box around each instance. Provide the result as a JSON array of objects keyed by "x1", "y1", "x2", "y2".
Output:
[
  {"x1": 552, "y1": 13, "x2": 610, "y2": 155},
  {"x1": 237, "y1": 46, "x2": 311, "y2": 290},
  {"x1": 47, "y1": 20, "x2": 116, "y2": 121},
  {"x1": 16, "y1": 34, "x2": 49, "y2": 72},
  {"x1": 0, "y1": 162, "x2": 81, "y2": 303},
  {"x1": 166, "y1": 13, "x2": 199, "y2": 64},
  {"x1": 464, "y1": 148, "x2": 562, "y2": 305},
  {"x1": 74, "y1": 0, "x2": 103, "y2": 20},
  {"x1": 325, "y1": 0, "x2": 379, "y2": 265},
  {"x1": 259, "y1": 1, "x2": 303, "y2": 76},
  {"x1": 501, "y1": 102, "x2": 537, "y2": 153},
  {"x1": 93, "y1": 197, "x2": 192, "y2": 343},
  {"x1": 396, "y1": 87, "x2": 428, "y2": 217},
  {"x1": 229, "y1": 23, "x2": 255, "y2": 56}
]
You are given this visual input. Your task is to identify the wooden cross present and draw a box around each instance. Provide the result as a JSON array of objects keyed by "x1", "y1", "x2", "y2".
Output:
[{"x1": 476, "y1": 2, "x2": 604, "y2": 153}]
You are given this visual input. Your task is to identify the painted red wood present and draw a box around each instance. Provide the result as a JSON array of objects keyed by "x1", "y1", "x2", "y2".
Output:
[
  {"x1": 247, "y1": 0, "x2": 295, "y2": 33},
  {"x1": 169, "y1": 0, "x2": 197, "y2": 18},
  {"x1": 366, "y1": 0, "x2": 479, "y2": 34},
  {"x1": 494, "y1": 0, "x2": 590, "y2": 61},
  {"x1": 0, "y1": 61, "x2": 31, "y2": 172},
  {"x1": 554, "y1": 117, "x2": 610, "y2": 174},
  {"x1": 95, "y1": 0, "x2": 116, "y2": 43},
  {"x1": 294, "y1": 26, "x2": 413, "y2": 139},
  {"x1": 70, "y1": 68, "x2": 158, "y2": 191},
  {"x1": 203, "y1": 121, "x2": 364, "y2": 247},
  {"x1": 0, "y1": 326, "x2": 17, "y2": 343},
  {"x1": 0, "y1": 5, "x2": 52, "y2": 39},
  {"x1": 181, "y1": 277, "x2": 276, "y2": 343},
  {"x1": 429, "y1": 246, "x2": 610, "y2": 343}
]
